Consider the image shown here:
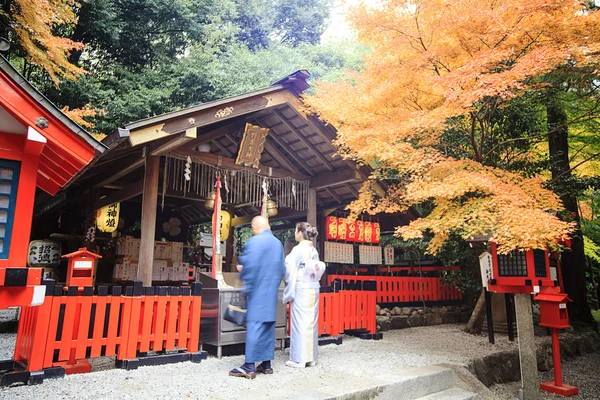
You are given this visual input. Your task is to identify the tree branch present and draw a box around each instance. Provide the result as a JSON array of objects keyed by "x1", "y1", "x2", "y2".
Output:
[{"x1": 551, "y1": 151, "x2": 600, "y2": 183}]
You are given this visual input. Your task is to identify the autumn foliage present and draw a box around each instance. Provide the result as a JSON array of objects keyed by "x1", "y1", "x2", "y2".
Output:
[
  {"x1": 304, "y1": 0, "x2": 600, "y2": 254},
  {"x1": 7, "y1": 0, "x2": 85, "y2": 85}
]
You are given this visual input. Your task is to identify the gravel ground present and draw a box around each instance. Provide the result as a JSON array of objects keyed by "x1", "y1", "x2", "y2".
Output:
[
  {"x1": 491, "y1": 351, "x2": 600, "y2": 399},
  {"x1": 0, "y1": 309, "x2": 17, "y2": 323},
  {"x1": 0, "y1": 324, "x2": 596, "y2": 399}
]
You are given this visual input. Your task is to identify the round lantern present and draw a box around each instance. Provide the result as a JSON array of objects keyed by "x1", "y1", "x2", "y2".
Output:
[
  {"x1": 266, "y1": 199, "x2": 278, "y2": 217},
  {"x1": 220, "y1": 210, "x2": 231, "y2": 241},
  {"x1": 204, "y1": 191, "x2": 216, "y2": 209},
  {"x1": 196, "y1": 143, "x2": 211, "y2": 153}
]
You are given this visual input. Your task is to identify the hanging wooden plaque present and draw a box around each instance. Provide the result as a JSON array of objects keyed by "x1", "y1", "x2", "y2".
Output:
[{"x1": 235, "y1": 123, "x2": 269, "y2": 168}]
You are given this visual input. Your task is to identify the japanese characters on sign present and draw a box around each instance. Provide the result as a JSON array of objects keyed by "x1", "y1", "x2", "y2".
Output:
[
  {"x1": 28, "y1": 240, "x2": 61, "y2": 267},
  {"x1": 235, "y1": 123, "x2": 269, "y2": 168},
  {"x1": 325, "y1": 216, "x2": 380, "y2": 244},
  {"x1": 359, "y1": 245, "x2": 382, "y2": 265},
  {"x1": 96, "y1": 203, "x2": 120, "y2": 233},
  {"x1": 324, "y1": 241, "x2": 354, "y2": 264},
  {"x1": 384, "y1": 244, "x2": 394, "y2": 265},
  {"x1": 479, "y1": 251, "x2": 494, "y2": 288}
]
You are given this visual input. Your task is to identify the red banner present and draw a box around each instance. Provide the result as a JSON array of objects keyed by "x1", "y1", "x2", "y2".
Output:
[{"x1": 325, "y1": 217, "x2": 380, "y2": 244}]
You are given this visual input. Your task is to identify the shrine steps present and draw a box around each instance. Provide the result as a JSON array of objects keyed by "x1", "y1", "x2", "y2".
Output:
[
  {"x1": 283, "y1": 364, "x2": 489, "y2": 400},
  {"x1": 415, "y1": 387, "x2": 481, "y2": 400}
]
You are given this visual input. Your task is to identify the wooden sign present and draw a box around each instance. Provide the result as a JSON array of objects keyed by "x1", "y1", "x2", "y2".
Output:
[
  {"x1": 235, "y1": 123, "x2": 269, "y2": 168},
  {"x1": 324, "y1": 241, "x2": 354, "y2": 264},
  {"x1": 384, "y1": 244, "x2": 394, "y2": 265},
  {"x1": 359, "y1": 245, "x2": 382, "y2": 265}
]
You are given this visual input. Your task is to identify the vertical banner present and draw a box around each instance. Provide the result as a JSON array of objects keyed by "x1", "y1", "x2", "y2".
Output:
[
  {"x1": 337, "y1": 217, "x2": 347, "y2": 240},
  {"x1": 372, "y1": 222, "x2": 381, "y2": 244},
  {"x1": 326, "y1": 216, "x2": 338, "y2": 240},
  {"x1": 356, "y1": 221, "x2": 365, "y2": 243},
  {"x1": 212, "y1": 177, "x2": 222, "y2": 279}
]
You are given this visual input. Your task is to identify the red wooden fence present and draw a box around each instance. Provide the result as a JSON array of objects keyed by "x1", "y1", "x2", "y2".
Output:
[
  {"x1": 14, "y1": 281, "x2": 202, "y2": 376},
  {"x1": 289, "y1": 282, "x2": 377, "y2": 338},
  {"x1": 327, "y1": 275, "x2": 461, "y2": 303}
]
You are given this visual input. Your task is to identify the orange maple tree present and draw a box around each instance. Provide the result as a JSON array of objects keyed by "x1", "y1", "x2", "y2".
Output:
[
  {"x1": 305, "y1": 0, "x2": 600, "y2": 254},
  {"x1": 6, "y1": 0, "x2": 85, "y2": 85}
]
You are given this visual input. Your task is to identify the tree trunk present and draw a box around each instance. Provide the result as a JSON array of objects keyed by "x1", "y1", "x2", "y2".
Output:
[
  {"x1": 464, "y1": 288, "x2": 486, "y2": 334},
  {"x1": 547, "y1": 103, "x2": 595, "y2": 325}
]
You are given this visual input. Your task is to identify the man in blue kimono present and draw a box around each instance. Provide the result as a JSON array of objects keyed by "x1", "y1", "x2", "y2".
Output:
[{"x1": 229, "y1": 216, "x2": 285, "y2": 379}]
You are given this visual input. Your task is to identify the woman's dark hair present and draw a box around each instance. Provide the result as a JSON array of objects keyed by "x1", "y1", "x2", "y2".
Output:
[{"x1": 296, "y1": 222, "x2": 318, "y2": 240}]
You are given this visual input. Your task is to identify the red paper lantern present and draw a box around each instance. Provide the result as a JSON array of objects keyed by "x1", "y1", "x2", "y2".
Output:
[
  {"x1": 346, "y1": 220, "x2": 358, "y2": 241},
  {"x1": 338, "y1": 217, "x2": 347, "y2": 240},
  {"x1": 326, "y1": 216, "x2": 338, "y2": 240},
  {"x1": 372, "y1": 222, "x2": 381, "y2": 244},
  {"x1": 356, "y1": 221, "x2": 365, "y2": 243},
  {"x1": 364, "y1": 222, "x2": 373, "y2": 244}
]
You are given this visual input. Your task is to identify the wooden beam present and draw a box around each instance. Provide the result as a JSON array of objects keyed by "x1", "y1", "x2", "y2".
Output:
[
  {"x1": 172, "y1": 148, "x2": 309, "y2": 181},
  {"x1": 93, "y1": 180, "x2": 143, "y2": 210},
  {"x1": 149, "y1": 128, "x2": 197, "y2": 156},
  {"x1": 325, "y1": 188, "x2": 342, "y2": 203},
  {"x1": 262, "y1": 129, "x2": 316, "y2": 177},
  {"x1": 263, "y1": 139, "x2": 297, "y2": 173},
  {"x1": 92, "y1": 151, "x2": 145, "y2": 188},
  {"x1": 138, "y1": 156, "x2": 160, "y2": 286},
  {"x1": 186, "y1": 121, "x2": 245, "y2": 149},
  {"x1": 128, "y1": 90, "x2": 293, "y2": 146},
  {"x1": 310, "y1": 169, "x2": 362, "y2": 189},
  {"x1": 231, "y1": 208, "x2": 308, "y2": 227},
  {"x1": 308, "y1": 188, "x2": 317, "y2": 245},
  {"x1": 273, "y1": 109, "x2": 335, "y2": 172},
  {"x1": 211, "y1": 139, "x2": 233, "y2": 157}
]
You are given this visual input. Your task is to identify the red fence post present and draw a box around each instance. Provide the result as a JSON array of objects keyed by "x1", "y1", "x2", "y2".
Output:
[{"x1": 187, "y1": 282, "x2": 202, "y2": 353}]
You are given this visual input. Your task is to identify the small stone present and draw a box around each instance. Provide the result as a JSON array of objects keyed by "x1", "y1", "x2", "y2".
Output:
[
  {"x1": 376, "y1": 304, "x2": 381, "y2": 313},
  {"x1": 442, "y1": 312, "x2": 460, "y2": 324},
  {"x1": 401, "y1": 307, "x2": 411, "y2": 315},
  {"x1": 392, "y1": 307, "x2": 402, "y2": 315},
  {"x1": 391, "y1": 316, "x2": 409, "y2": 329},
  {"x1": 408, "y1": 313, "x2": 424, "y2": 327}
]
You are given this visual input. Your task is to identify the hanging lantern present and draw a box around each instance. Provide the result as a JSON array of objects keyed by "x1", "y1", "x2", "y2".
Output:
[
  {"x1": 219, "y1": 210, "x2": 231, "y2": 241},
  {"x1": 266, "y1": 199, "x2": 278, "y2": 217},
  {"x1": 96, "y1": 203, "x2": 120, "y2": 233},
  {"x1": 204, "y1": 190, "x2": 216, "y2": 209},
  {"x1": 196, "y1": 143, "x2": 211, "y2": 153}
]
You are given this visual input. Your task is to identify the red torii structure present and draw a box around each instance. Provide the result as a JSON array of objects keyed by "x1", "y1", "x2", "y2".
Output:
[{"x1": 0, "y1": 55, "x2": 106, "y2": 308}]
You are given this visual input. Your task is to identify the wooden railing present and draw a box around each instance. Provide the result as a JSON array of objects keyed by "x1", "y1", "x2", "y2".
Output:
[{"x1": 327, "y1": 274, "x2": 462, "y2": 303}]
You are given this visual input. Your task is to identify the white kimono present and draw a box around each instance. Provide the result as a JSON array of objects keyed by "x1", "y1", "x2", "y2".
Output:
[{"x1": 284, "y1": 241, "x2": 324, "y2": 364}]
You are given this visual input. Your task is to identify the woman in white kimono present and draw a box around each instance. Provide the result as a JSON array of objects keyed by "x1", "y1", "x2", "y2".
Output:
[{"x1": 283, "y1": 222, "x2": 325, "y2": 368}]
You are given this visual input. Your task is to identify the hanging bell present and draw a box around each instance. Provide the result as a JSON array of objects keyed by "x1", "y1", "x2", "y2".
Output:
[
  {"x1": 204, "y1": 190, "x2": 216, "y2": 209},
  {"x1": 266, "y1": 199, "x2": 278, "y2": 217}
]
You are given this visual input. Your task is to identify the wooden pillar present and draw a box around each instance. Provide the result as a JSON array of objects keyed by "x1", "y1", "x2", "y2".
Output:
[
  {"x1": 138, "y1": 155, "x2": 160, "y2": 286},
  {"x1": 307, "y1": 188, "x2": 317, "y2": 246},
  {"x1": 515, "y1": 293, "x2": 540, "y2": 400}
]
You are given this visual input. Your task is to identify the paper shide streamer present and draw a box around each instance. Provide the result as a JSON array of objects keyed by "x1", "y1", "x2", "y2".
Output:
[{"x1": 163, "y1": 154, "x2": 309, "y2": 211}]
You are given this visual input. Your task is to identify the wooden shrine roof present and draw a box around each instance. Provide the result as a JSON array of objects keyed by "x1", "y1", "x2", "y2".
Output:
[{"x1": 38, "y1": 70, "x2": 417, "y2": 226}]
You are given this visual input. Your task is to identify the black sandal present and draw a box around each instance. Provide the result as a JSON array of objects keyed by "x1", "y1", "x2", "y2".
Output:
[
  {"x1": 229, "y1": 367, "x2": 256, "y2": 379},
  {"x1": 256, "y1": 364, "x2": 273, "y2": 374}
]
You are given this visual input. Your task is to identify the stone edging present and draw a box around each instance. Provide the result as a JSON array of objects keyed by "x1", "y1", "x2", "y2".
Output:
[{"x1": 376, "y1": 304, "x2": 473, "y2": 331}]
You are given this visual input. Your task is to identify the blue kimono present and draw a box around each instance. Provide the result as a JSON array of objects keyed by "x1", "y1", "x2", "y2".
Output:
[{"x1": 239, "y1": 229, "x2": 285, "y2": 363}]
